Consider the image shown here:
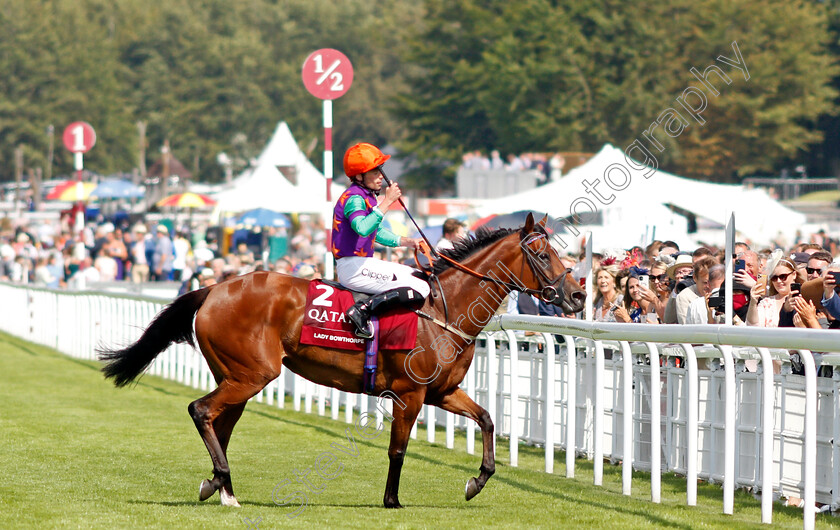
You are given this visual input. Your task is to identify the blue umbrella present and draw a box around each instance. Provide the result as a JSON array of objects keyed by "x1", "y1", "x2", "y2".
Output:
[
  {"x1": 235, "y1": 208, "x2": 291, "y2": 228},
  {"x1": 90, "y1": 179, "x2": 144, "y2": 200}
]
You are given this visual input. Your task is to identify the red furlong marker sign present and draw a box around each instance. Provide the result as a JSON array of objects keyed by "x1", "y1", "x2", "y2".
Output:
[
  {"x1": 302, "y1": 49, "x2": 354, "y2": 101},
  {"x1": 62, "y1": 121, "x2": 96, "y2": 154},
  {"x1": 63, "y1": 121, "x2": 97, "y2": 238},
  {"x1": 302, "y1": 49, "x2": 354, "y2": 281}
]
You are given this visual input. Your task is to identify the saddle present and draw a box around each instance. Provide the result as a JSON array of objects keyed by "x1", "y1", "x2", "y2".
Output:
[{"x1": 299, "y1": 279, "x2": 420, "y2": 394}]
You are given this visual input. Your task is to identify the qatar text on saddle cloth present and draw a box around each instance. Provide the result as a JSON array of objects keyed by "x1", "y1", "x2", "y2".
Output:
[{"x1": 299, "y1": 280, "x2": 418, "y2": 351}]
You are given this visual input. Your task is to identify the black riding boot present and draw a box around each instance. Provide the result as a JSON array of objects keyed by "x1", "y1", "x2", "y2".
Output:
[{"x1": 346, "y1": 287, "x2": 424, "y2": 339}]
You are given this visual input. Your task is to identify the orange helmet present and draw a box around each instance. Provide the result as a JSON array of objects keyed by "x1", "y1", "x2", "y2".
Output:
[{"x1": 343, "y1": 143, "x2": 390, "y2": 178}]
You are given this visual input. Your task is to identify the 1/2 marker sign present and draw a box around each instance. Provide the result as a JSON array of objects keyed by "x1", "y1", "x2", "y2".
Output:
[
  {"x1": 62, "y1": 122, "x2": 96, "y2": 154},
  {"x1": 302, "y1": 49, "x2": 354, "y2": 100}
]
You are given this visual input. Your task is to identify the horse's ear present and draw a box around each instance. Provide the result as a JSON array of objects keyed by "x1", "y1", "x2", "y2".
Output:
[
  {"x1": 539, "y1": 215, "x2": 549, "y2": 227},
  {"x1": 523, "y1": 212, "x2": 535, "y2": 233}
]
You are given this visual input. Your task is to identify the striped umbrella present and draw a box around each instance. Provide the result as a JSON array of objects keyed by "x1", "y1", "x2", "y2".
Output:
[
  {"x1": 46, "y1": 180, "x2": 96, "y2": 201},
  {"x1": 156, "y1": 192, "x2": 217, "y2": 208}
]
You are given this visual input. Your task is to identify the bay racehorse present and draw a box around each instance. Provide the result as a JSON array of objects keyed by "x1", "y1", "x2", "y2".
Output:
[{"x1": 98, "y1": 214, "x2": 585, "y2": 508}]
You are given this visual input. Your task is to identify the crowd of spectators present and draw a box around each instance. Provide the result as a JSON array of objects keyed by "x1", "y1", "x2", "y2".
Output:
[
  {"x1": 6, "y1": 214, "x2": 840, "y2": 341},
  {"x1": 5, "y1": 215, "x2": 840, "y2": 325},
  {"x1": 507, "y1": 236, "x2": 840, "y2": 330},
  {"x1": 460, "y1": 150, "x2": 568, "y2": 184},
  {"x1": 0, "y1": 215, "x2": 332, "y2": 294}
]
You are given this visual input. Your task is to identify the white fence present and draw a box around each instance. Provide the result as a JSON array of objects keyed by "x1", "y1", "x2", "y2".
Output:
[{"x1": 1, "y1": 283, "x2": 836, "y2": 528}]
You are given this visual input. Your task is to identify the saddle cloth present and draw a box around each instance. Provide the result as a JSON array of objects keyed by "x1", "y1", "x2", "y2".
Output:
[{"x1": 299, "y1": 280, "x2": 418, "y2": 351}]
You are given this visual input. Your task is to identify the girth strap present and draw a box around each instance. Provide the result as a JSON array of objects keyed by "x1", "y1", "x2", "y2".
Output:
[{"x1": 363, "y1": 316, "x2": 380, "y2": 394}]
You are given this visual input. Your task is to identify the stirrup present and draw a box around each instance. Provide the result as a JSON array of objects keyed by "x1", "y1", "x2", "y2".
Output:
[
  {"x1": 346, "y1": 305, "x2": 374, "y2": 339},
  {"x1": 354, "y1": 321, "x2": 374, "y2": 339}
]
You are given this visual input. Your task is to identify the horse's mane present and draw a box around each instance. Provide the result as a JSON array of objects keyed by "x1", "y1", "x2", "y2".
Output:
[{"x1": 432, "y1": 227, "x2": 519, "y2": 275}]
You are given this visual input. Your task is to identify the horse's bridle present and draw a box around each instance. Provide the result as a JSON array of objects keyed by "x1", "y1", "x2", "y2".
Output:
[{"x1": 417, "y1": 231, "x2": 572, "y2": 308}]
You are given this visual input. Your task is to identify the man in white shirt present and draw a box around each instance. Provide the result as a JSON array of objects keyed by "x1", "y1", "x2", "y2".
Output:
[
  {"x1": 685, "y1": 264, "x2": 725, "y2": 324},
  {"x1": 130, "y1": 224, "x2": 149, "y2": 283},
  {"x1": 676, "y1": 256, "x2": 718, "y2": 324},
  {"x1": 435, "y1": 218, "x2": 467, "y2": 252}
]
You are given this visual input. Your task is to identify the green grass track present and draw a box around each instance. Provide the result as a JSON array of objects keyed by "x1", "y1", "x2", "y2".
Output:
[{"x1": 0, "y1": 331, "x2": 832, "y2": 528}]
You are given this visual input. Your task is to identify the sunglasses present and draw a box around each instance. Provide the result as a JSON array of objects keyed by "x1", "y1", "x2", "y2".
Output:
[
  {"x1": 770, "y1": 271, "x2": 794, "y2": 283},
  {"x1": 806, "y1": 267, "x2": 823, "y2": 275},
  {"x1": 652, "y1": 274, "x2": 668, "y2": 283}
]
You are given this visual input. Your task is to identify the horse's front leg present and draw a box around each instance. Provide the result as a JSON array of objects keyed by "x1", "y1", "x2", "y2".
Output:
[
  {"x1": 383, "y1": 392, "x2": 423, "y2": 508},
  {"x1": 433, "y1": 388, "x2": 495, "y2": 500}
]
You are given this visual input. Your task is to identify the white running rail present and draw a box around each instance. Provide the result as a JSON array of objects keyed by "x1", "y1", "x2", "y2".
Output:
[{"x1": 2, "y1": 283, "x2": 836, "y2": 528}]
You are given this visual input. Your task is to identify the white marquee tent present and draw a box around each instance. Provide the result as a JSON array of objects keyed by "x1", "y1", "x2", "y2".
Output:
[
  {"x1": 213, "y1": 122, "x2": 344, "y2": 215},
  {"x1": 477, "y1": 144, "x2": 805, "y2": 249}
]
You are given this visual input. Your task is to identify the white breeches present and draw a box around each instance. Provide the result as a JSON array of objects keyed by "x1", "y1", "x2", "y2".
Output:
[{"x1": 336, "y1": 256, "x2": 431, "y2": 297}]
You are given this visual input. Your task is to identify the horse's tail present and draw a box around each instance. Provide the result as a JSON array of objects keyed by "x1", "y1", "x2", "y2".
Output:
[{"x1": 98, "y1": 287, "x2": 212, "y2": 387}]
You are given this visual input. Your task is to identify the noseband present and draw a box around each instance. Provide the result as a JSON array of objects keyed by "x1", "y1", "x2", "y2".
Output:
[
  {"x1": 419, "y1": 232, "x2": 572, "y2": 307},
  {"x1": 518, "y1": 233, "x2": 572, "y2": 305}
]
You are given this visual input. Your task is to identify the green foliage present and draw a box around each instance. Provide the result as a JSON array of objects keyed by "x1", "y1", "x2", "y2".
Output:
[
  {"x1": 395, "y1": 0, "x2": 838, "y2": 184},
  {"x1": 0, "y1": 0, "x2": 416, "y2": 182},
  {"x1": 0, "y1": 0, "x2": 837, "y2": 188}
]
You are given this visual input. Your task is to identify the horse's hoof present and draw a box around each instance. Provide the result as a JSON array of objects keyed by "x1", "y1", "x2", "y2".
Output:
[
  {"x1": 384, "y1": 498, "x2": 403, "y2": 509},
  {"x1": 199, "y1": 479, "x2": 216, "y2": 501},
  {"x1": 220, "y1": 489, "x2": 241, "y2": 507},
  {"x1": 465, "y1": 477, "x2": 480, "y2": 500}
]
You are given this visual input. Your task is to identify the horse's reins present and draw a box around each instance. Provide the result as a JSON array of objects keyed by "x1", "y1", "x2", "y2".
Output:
[
  {"x1": 379, "y1": 169, "x2": 450, "y2": 319},
  {"x1": 376, "y1": 170, "x2": 570, "y2": 336},
  {"x1": 416, "y1": 233, "x2": 571, "y2": 305},
  {"x1": 379, "y1": 169, "x2": 439, "y2": 259}
]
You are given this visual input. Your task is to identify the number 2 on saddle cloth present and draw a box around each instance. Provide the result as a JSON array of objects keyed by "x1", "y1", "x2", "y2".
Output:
[{"x1": 299, "y1": 280, "x2": 419, "y2": 393}]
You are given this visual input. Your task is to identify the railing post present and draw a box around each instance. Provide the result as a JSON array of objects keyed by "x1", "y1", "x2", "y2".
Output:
[
  {"x1": 293, "y1": 373, "x2": 302, "y2": 411},
  {"x1": 756, "y1": 347, "x2": 775, "y2": 524},
  {"x1": 833, "y1": 369, "x2": 840, "y2": 514},
  {"x1": 446, "y1": 409, "x2": 455, "y2": 449},
  {"x1": 716, "y1": 345, "x2": 736, "y2": 515},
  {"x1": 304, "y1": 379, "x2": 314, "y2": 414},
  {"x1": 594, "y1": 340, "x2": 604, "y2": 486},
  {"x1": 487, "y1": 333, "x2": 497, "y2": 457},
  {"x1": 681, "y1": 343, "x2": 698, "y2": 506},
  {"x1": 345, "y1": 392, "x2": 354, "y2": 423},
  {"x1": 646, "y1": 342, "x2": 661, "y2": 503},
  {"x1": 620, "y1": 341, "x2": 633, "y2": 496},
  {"x1": 563, "y1": 335, "x2": 577, "y2": 478},
  {"x1": 797, "y1": 349, "x2": 817, "y2": 530},
  {"x1": 466, "y1": 352, "x2": 477, "y2": 455},
  {"x1": 318, "y1": 383, "x2": 327, "y2": 416},
  {"x1": 543, "y1": 333, "x2": 556, "y2": 474},
  {"x1": 331, "y1": 388, "x2": 340, "y2": 420},
  {"x1": 426, "y1": 403, "x2": 436, "y2": 443},
  {"x1": 505, "y1": 330, "x2": 519, "y2": 467}
]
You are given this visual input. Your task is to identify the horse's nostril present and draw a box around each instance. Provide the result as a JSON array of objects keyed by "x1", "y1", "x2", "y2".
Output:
[{"x1": 572, "y1": 291, "x2": 586, "y2": 303}]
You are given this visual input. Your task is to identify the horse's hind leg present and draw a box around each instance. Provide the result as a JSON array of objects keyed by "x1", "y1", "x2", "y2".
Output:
[
  {"x1": 197, "y1": 401, "x2": 247, "y2": 503},
  {"x1": 432, "y1": 388, "x2": 495, "y2": 500},
  {"x1": 190, "y1": 379, "x2": 268, "y2": 507}
]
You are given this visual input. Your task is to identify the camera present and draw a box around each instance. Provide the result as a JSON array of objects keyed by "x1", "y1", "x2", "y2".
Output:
[
  {"x1": 708, "y1": 295, "x2": 725, "y2": 311},
  {"x1": 638, "y1": 275, "x2": 649, "y2": 290},
  {"x1": 675, "y1": 272, "x2": 695, "y2": 294},
  {"x1": 734, "y1": 259, "x2": 746, "y2": 274}
]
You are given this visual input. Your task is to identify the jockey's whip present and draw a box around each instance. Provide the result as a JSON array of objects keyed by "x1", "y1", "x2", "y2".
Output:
[{"x1": 380, "y1": 170, "x2": 439, "y2": 258}]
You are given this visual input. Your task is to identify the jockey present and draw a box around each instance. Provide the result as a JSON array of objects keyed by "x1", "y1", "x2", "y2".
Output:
[{"x1": 333, "y1": 143, "x2": 431, "y2": 338}]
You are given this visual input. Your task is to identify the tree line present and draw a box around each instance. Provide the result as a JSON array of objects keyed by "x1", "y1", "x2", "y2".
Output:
[{"x1": 0, "y1": 0, "x2": 837, "y2": 192}]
